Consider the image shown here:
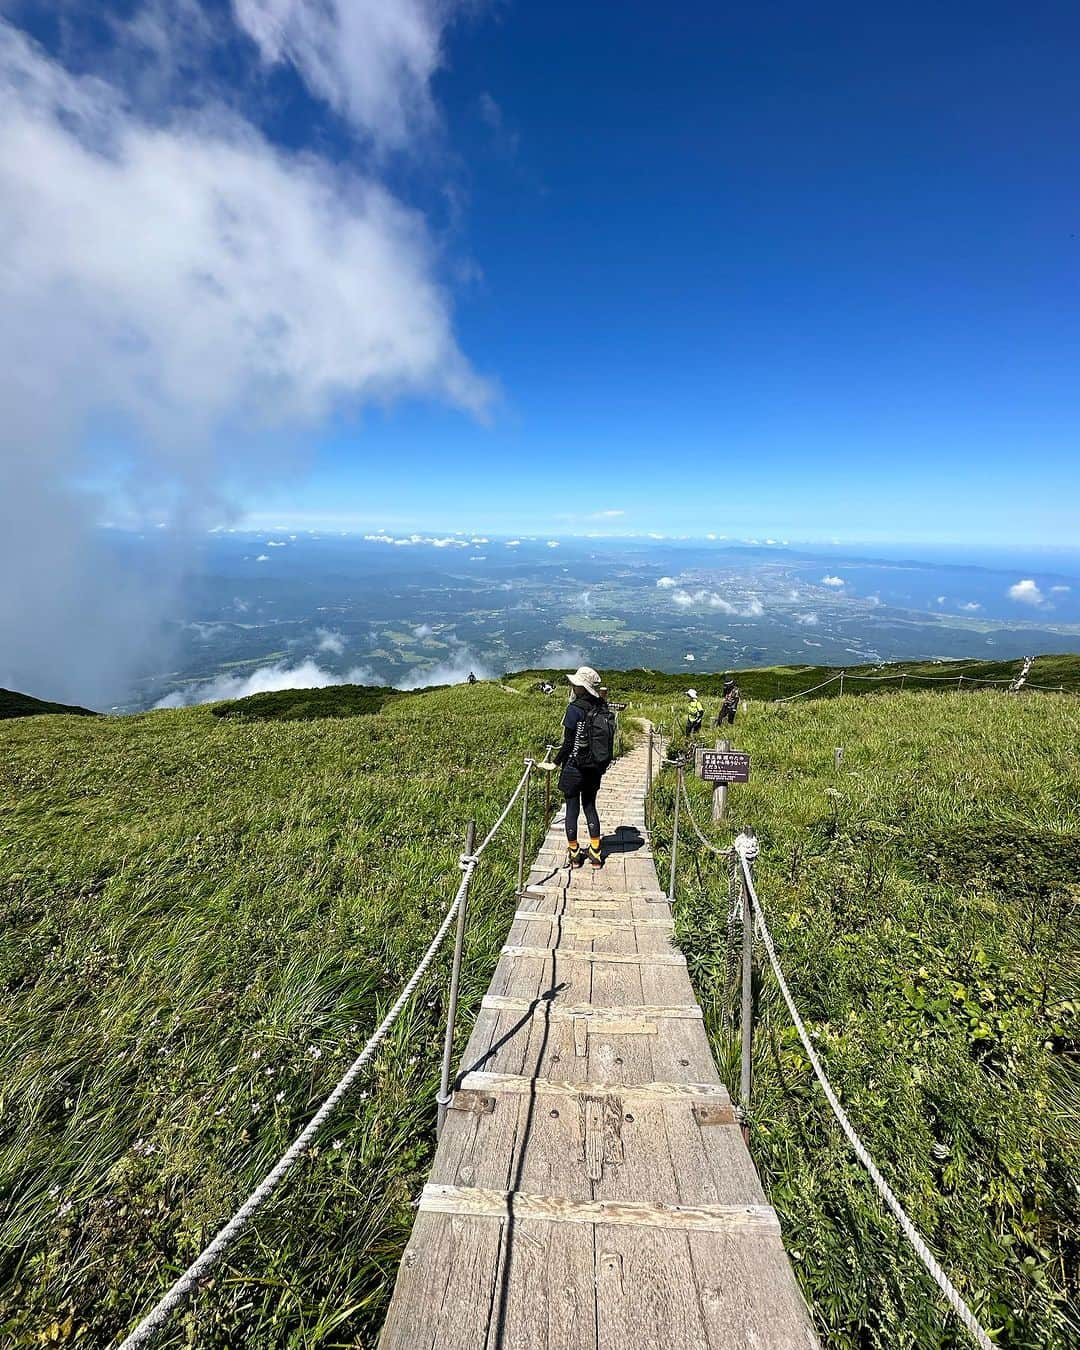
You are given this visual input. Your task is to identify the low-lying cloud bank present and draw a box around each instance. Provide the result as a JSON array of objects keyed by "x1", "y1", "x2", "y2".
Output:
[
  {"x1": 155, "y1": 659, "x2": 376, "y2": 708},
  {"x1": 669, "y1": 588, "x2": 765, "y2": 618},
  {"x1": 156, "y1": 646, "x2": 496, "y2": 706}
]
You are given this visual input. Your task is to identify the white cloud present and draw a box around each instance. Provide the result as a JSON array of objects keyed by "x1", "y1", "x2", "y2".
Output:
[
  {"x1": 590, "y1": 508, "x2": 624, "y2": 519},
  {"x1": 412, "y1": 623, "x2": 433, "y2": 638},
  {"x1": 539, "y1": 643, "x2": 586, "y2": 671},
  {"x1": 647, "y1": 532, "x2": 665, "y2": 540},
  {"x1": 266, "y1": 539, "x2": 288, "y2": 547},
  {"x1": 546, "y1": 540, "x2": 560, "y2": 548},
  {"x1": 155, "y1": 658, "x2": 374, "y2": 707},
  {"x1": 233, "y1": 0, "x2": 457, "y2": 149},
  {"x1": 255, "y1": 554, "x2": 270, "y2": 562},
  {"x1": 669, "y1": 588, "x2": 763, "y2": 618},
  {"x1": 1008, "y1": 579, "x2": 1045, "y2": 606},
  {"x1": 505, "y1": 539, "x2": 520, "y2": 547},
  {"x1": 315, "y1": 627, "x2": 346, "y2": 655},
  {"x1": 1051, "y1": 584, "x2": 1071, "y2": 594},
  {"x1": 794, "y1": 612, "x2": 819, "y2": 626},
  {"x1": 656, "y1": 576, "x2": 677, "y2": 589},
  {"x1": 395, "y1": 650, "x2": 493, "y2": 690},
  {"x1": 821, "y1": 575, "x2": 845, "y2": 588},
  {"x1": 684, "y1": 653, "x2": 695, "y2": 662},
  {"x1": 363, "y1": 533, "x2": 470, "y2": 547},
  {"x1": 936, "y1": 596, "x2": 947, "y2": 606},
  {"x1": 958, "y1": 601, "x2": 981, "y2": 612},
  {"x1": 0, "y1": 15, "x2": 486, "y2": 706}
]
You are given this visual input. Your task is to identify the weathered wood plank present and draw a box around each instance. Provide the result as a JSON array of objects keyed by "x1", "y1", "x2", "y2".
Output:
[
  {"x1": 500, "y1": 945, "x2": 686, "y2": 966},
  {"x1": 459, "y1": 1072, "x2": 731, "y2": 1104},
  {"x1": 418, "y1": 1184, "x2": 780, "y2": 1234}
]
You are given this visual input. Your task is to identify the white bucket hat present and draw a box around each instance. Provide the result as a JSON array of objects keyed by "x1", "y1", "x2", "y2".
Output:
[
  {"x1": 568, "y1": 665, "x2": 603, "y2": 699},
  {"x1": 686, "y1": 689, "x2": 698, "y2": 699}
]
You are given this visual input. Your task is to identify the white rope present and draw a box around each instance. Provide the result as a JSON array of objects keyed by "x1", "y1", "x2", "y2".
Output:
[
  {"x1": 734, "y1": 845, "x2": 995, "y2": 1350},
  {"x1": 473, "y1": 761, "x2": 532, "y2": 856},
  {"x1": 679, "y1": 775, "x2": 734, "y2": 857},
  {"x1": 118, "y1": 765, "x2": 531, "y2": 1350},
  {"x1": 772, "y1": 673, "x2": 842, "y2": 703}
]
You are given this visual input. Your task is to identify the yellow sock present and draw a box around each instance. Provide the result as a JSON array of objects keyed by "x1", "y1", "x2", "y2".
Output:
[
  {"x1": 568, "y1": 839, "x2": 579, "y2": 850},
  {"x1": 590, "y1": 837, "x2": 601, "y2": 849}
]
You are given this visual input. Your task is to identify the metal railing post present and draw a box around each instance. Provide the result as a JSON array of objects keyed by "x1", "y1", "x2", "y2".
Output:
[
  {"x1": 838, "y1": 669, "x2": 845, "y2": 697},
  {"x1": 739, "y1": 830, "x2": 756, "y2": 1143},
  {"x1": 668, "y1": 759, "x2": 682, "y2": 901},
  {"x1": 437, "y1": 819, "x2": 475, "y2": 1137},
  {"x1": 646, "y1": 726, "x2": 654, "y2": 795},
  {"x1": 516, "y1": 761, "x2": 533, "y2": 894}
]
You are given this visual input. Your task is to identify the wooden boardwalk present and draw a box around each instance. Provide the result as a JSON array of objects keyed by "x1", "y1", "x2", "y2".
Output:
[{"x1": 379, "y1": 740, "x2": 818, "y2": 1349}]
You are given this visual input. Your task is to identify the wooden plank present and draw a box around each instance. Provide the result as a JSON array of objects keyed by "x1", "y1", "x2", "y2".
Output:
[
  {"x1": 479, "y1": 996, "x2": 702, "y2": 1020},
  {"x1": 380, "y1": 735, "x2": 819, "y2": 1350},
  {"x1": 459, "y1": 1072, "x2": 731, "y2": 1104},
  {"x1": 512, "y1": 910, "x2": 674, "y2": 930},
  {"x1": 500, "y1": 945, "x2": 686, "y2": 966},
  {"x1": 418, "y1": 1184, "x2": 780, "y2": 1234}
]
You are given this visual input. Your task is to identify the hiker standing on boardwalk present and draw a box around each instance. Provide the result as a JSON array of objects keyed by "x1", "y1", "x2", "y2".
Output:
[
  {"x1": 554, "y1": 665, "x2": 616, "y2": 869},
  {"x1": 685, "y1": 688, "x2": 704, "y2": 738},
  {"x1": 717, "y1": 675, "x2": 740, "y2": 726}
]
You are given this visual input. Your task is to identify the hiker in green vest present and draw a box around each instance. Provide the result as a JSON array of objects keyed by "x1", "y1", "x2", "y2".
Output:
[{"x1": 685, "y1": 688, "x2": 704, "y2": 739}]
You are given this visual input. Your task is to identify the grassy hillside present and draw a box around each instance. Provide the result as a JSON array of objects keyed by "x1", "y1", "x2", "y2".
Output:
[
  {"x1": 1, "y1": 671, "x2": 1077, "y2": 1347},
  {"x1": 506, "y1": 652, "x2": 1080, "y2": 703},
  {"x1": 0, "y1": 689, "x2": 98, "y2": 720},
  {"x1": 0, "y1": 685, "x2": 561, "y2": 1348},
  {"x1": 648, "y1": 689, "x2": 1079, "y2": 1348}
]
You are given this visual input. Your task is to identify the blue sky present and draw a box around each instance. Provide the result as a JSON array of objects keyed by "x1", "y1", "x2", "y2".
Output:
[{"x1": 4, "y1": 0, "x2": 1080, "y2": 547}]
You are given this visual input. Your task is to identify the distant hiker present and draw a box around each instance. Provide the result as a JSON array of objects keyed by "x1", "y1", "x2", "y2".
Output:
[
  {"x1": 718, "y1": 675, "x2": 740, "y2": 726},
  {"x1": 685, "y1": 688, "x2": 704, "y2": 737},
  {"x1": 467, "y1": 671, "x2": 477, "y2": 685},
  {"x1": 554, "y1": 665, "x2": 616, "y2": 869}
]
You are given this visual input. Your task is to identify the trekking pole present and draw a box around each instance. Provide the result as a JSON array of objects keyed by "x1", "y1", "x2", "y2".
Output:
[
  {"x1": 516, "y1": 760, "x2": 534, "y2": 894},
  {"x1": 668, "y1": 759, "x2": 682, "y2": 901},
  {"x1": 437, "y1": 820, "x2": 475, "y2": 1137}
]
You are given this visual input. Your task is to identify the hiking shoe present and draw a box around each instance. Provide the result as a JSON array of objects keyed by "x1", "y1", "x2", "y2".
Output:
[
  {"x1": 566, "y1": 844, "x2": 586, "y2": 869},
  {"x1": 587, "y1": 844, "x2": 604, "y2": 868}
]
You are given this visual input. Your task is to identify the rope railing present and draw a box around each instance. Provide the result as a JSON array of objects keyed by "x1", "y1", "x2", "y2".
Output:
[
  {"x1": 732, "y1": 842, "x2": 996, "y2": 1350},
  {"x1": 772, "y1": 673, "x2": 841, "y2": 703},
  {"x1": 679, "y1": 773, "x2": 734, "y2": 857},
  {"x1": 117, "y1": 760, "x2": 534, "y2": 1350}
]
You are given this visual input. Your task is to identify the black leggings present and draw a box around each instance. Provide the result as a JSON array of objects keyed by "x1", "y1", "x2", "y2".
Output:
[
  {"x1": 718, "y1": 706, "x2": 736, "y2": 726},
  {"x1": 564, "y1": 772, "x2": 602, "y2": 842}
]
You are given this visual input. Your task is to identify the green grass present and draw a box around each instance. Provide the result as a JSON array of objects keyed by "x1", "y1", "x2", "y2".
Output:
[
  {"x1": 647, "y1": 688, "x2": 1079, "y2": 1348},
  {"x1": 211, "y1": 683, "x2": 403, "y2": 722},
  {"x1": 0, "y1": 684, "x2": 563, "y2": 1348},
  {"x1": 2, "y1": 668, "x2": 1077, "y2": 1348},
  {"x1": 0, "y1": 689, "x2": 97, "y2": 720}
]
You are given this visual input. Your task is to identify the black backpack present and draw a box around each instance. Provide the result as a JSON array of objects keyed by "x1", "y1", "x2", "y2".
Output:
[{"x1": 572, "y1": 699, "x2": 616, "y2": 772}]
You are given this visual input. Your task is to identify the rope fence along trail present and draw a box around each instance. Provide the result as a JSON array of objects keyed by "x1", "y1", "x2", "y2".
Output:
[
  {"x1": 118, "y1": 761, "x2": 535, "y2": 1350},
  {"x1": 732, "y1": 842, "x2": 996, "y2": 1350},
  {"x1": 768, "y1": 655, "x2": 1072, "y2": 705},
  {"x1": 654, "y1": 756, "x2": 996, "y2": 1347}
]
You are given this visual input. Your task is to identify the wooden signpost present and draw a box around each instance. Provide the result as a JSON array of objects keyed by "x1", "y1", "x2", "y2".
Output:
[
  {"x1": 699, "y1": 749, "x2": 751, "y2": 784},
  {"x1": 698, "y1": 744, "x2": 750, "y2": 821}
]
